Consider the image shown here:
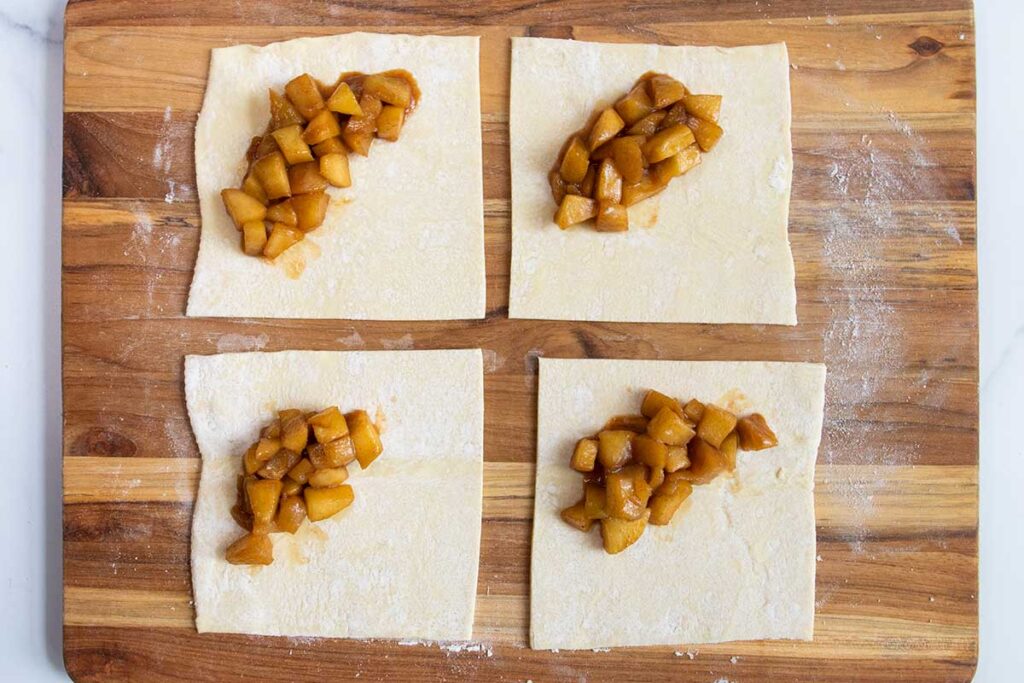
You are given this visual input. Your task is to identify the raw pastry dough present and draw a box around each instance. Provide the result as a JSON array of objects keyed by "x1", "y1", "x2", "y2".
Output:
[
  {"x1": 187, "y1": 33, "x2": 485, "y2": 320},
  {"x1": 509, "y1": 38, "x2": 796, "y2": 324},
  {"x1": 186, "y1": 349, "x2": 484, "y2": 641},
  {"x1": 530, "y1": 358, "x2": 825, "y2": 650}
]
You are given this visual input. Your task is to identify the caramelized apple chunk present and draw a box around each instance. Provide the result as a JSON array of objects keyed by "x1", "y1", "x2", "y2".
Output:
[
  {"x1": 263, "y1": 223, "x2": 303, "y2": 259},
  {"x1": 312, "y1": 136, "x2": 347, "y2": 157},
  {"x1": 682, "y1": 94, "x2": 722, "y2": 122},
  {"x1": 641, "y1": 124, "x2": 697, "y2": 164},
  {"x1": 696, "y1": 404, "x2": 737, "y2": 449},
  {"x1": 319, "y1": 153, "x2": 352, "y2": 188},
  {"x1": 326, "y1": 81, "x2": 363, "y2": 116},
  {"x1": 549, "y1": 170, "x2": 569, "y2": 205},
  {"x1": 720, "y1": 432, "x2": 739, "y2": 472},
  {"x1": 286, "y1": 457, "x2": 315, "y2": 485},
  {"x1": 252, "y1": 152, "x2": 291, "y2": 200},
  {"x1": 605, "y1": 465, "x2": 652, "y2": 521},
  {"x1": 225, "y1": 533, "x2": 273, "y2": 565},
  {"x1": 287, "y1": 162, "x2": 329, "y2": 195},
  {"x1": 347, "y1": 410, "x2": 383, "y2": 469},
  {"x1": 653, "y1": 145, "x2": 701, "y2": 185},
  {"x1": 554, "y1": 195, "x2": 597, "y2": 229},
  {"x1": 241, "y1": 173, "x2": 269, "y2": 205},
  {"x1": 291, "y1": 191, "x2": 330, "y2": 232},
  {"x1": 308, "y1": 466, "x2": 349, "y2": 488},
  {"x1": 308, "y1": 406, "x2": 349, "y2": 443},
  {"x1": 342, "y1": 94, "x2": 383, "y2": 156},
  {"x1": 648, "y1": 74, "x2": 687, "y2": 108},
  {"x1": 736, "y1": 413, "x2": 778, "y2": 451},
  {"x1": 640, "y1": 389, "x2": 683, "y2": 419},
  {"x1": 308, "y1": 437, "x2": 356, "y2": 469},
  {"x1": 230, "y1": 500, "x2": 253, "y2": 532},
  {"x1": 559, "y1": 137, "x2": 590, "y2": 184},
  {"x1": 677, "y1": 438, "x2": 727, "y2": 484},
  {"x1": 376, "y1": 105, "x2": 406, "y2": 141},
  {"x1": 276, "y1": 495, "x2": 307, "y2": 534},
  {"x1": 242, "y1": 443, "x2": 264, "y2": 475},
  {"x1": 245, "y1": 478, "x2": 283, "y2": 532},
  {"x1": 587, "y1": 108, "x2": 625, "y2": 151},
  {"x1": 362, "y1": 73, "x2": 414, "y2": 108},
  {"x1": 302, "y1": 109, "x2": 343, "y2": 146},
  {"x1": 600, "y1": 510, "x2": 649, "y2": 554},
  {"x1": 304, "y1": 484, "x2": 355, "y2": 522},
  {"x1": 595, "y1": 201, "x2": 629, "y2": 232},
  {"x1": 266, "y1": 199, "x2": 298, "y2": 226},
  {"x1": 584, "y1": 483, "x2": 608, "y2": 520},
  {"x1": 254, "y1": 437, "x2": 281, "y2": 462},
  {"x1": 280, "y1": 414, "x2": 309, "y2": 452},
  {"x1": 261, "y1": 421, "x2": 282, "y2": 440},
  {"x1": 284, "y1": 74, "x2": 326, "y2": 120},
  {"x1": 271, "y1": 125, "x2": 315, "y2": 165},
  {"x1": 647, "y1": 464, "x2": 665, "y2": 490},
  {"x1": 269, "y1": 89, "x2": 306, "y2": 129},
  {"x1": 647, "y1": 406, "x2": 695, "y2": 446},
  {"x1": 664, "y1": 446, "x2": 690, "y2": 473},
  {"x1": 614, "y1": 83, "x2": 655, "y2": 126},
  {"x1": 621, "y1": 175, "x2": 666, "y2": 207},
  {"x1": 648, "y1": 474, "x2": 693, "y2": 525},
  {"x1": 610, "y1": 137, "x2": 647, "y2": 184},
  {"x1": 597, "y1": 430, "x2": 633, "y2": 470},
  {"x1": 683, "y1": 398, "x2": 705, "y2": 423},
  {"x1": 631, "y1": 434, "x2": 667, "y2": 470},
  {"x1": 688, "y1": 115, "x2": 724, "y2": 151},
  {"x1": 580, "y1": 166, "x2": 597, "y2": 197},
  {"x1": 594, "y1": 158, "x2": 623, "y2": 204},
  {"x1": 561, "y1": 500, "x2": 594, "y2": 532},
  {"x1": 221, "y1": 189, "x2": 267, "y2": 228},
  {"x1": 252, "y1": 133, "x2": 279, "y2": 160},
  {"x1": 257, "y1": 449, "x2": 301, "y2": 481},
  {"x1": 571, "y1": 438, "x2": 599, "y2": 473},
  {"x1": 627, "y1": 110, "x2": 666, "y2": 136},
  {"x1": 281, "y1": 477, "x2": 303, "y2": 497},
  {"x1": 242, "y1": 222, "x2": 268, "y2": 256}
]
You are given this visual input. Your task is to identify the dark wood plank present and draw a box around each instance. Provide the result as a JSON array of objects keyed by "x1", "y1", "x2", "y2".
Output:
[
  {"x1": 65, "y1": 0, "x2": 974, "y2": 27},
  {"x1": 62, "y1": 112, "x2": 976, "y2": 203},
  {"x1": 63, "y1": 625, "x2": 976, "y2": 682}
]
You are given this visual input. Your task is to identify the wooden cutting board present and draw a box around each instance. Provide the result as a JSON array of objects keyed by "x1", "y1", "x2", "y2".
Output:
[{"x1": 62, "y1": 1, "x2": 978, "y2": 680}]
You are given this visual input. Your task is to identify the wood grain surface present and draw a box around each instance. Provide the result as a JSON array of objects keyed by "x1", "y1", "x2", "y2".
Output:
[{"x1": 62, "y1": 1, "x2": 978, "y2": 680}]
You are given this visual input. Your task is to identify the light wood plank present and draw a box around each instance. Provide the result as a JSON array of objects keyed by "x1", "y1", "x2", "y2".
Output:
[
  {"x1": 64, "y1": 584, "x2": 975, "y2": 660},
  {"x1": 65, "y1": 458, "x2": 976, "y2": 535},
  {"x1": 65, "y1": 457, "x2": 200, "y2": 502},
  {"x1": 65, "y1": 16, "x2": 975, "y2": 117}
]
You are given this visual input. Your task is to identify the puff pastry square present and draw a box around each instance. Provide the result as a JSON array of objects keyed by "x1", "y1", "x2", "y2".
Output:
[
  {"x1": 530, "y1": 358, "x2": 825, "y2": 649},
  {"x1": 509, "y1": 38, "x2": 796, "y2": 324},
  {"x1": 186, "y1": 350, "x2": 484, "y2": 641}
]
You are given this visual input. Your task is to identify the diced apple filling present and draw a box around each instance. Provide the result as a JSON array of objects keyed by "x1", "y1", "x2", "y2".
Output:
[
  {"x1": 549, "y1": 72, "x2": 722, "y2": 231},
  {"x1": 560, "y1": 388, "x2": 777, "y2": 553},
  {"x1": 225, "y1": 404, "x2": 384, "y2": 565},
  {"x1": 221, "y1": 69, "x2": 419, "y2": 261}
]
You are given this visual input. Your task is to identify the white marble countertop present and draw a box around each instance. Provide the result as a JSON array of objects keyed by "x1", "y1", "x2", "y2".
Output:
[{"x1": 1, "y1": 0, "x2": 1019, "y2": 679}]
